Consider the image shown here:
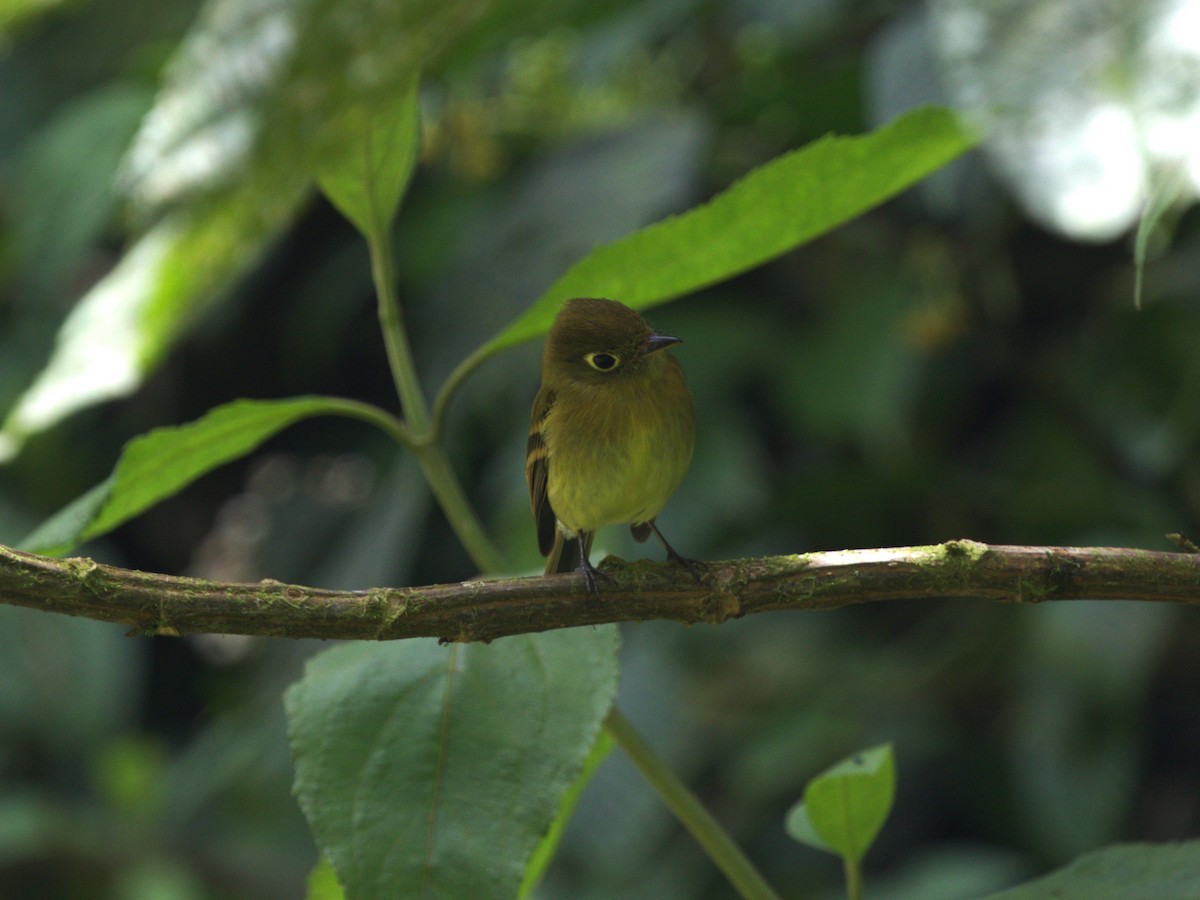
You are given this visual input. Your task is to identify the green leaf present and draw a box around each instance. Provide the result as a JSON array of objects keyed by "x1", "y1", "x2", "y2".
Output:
[
  {"x1": 20, "y1": 396, "x2": 395, "y2": 555},
  {"x1": 786, "y1": 743, "x2": 895, "y2": 864},
  {"x1": 285, "y1": 626, "x2": 621, "y2": 900},
  {"x1": 987, "y1": 840, "x2": 1200, "y2": 899},
  {"x1": 314, "y1": 76, "x2": 422, "y2": 238},
  {"x1": 482, "y1": 106, "x2": 977, "y2": 356},
  {"x1": 519, "y1": 728, "x2": 615, "y2": 899}
]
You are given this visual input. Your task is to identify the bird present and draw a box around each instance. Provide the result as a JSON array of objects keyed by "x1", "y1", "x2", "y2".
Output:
[{"x1": 526, "y1": 297, "x2": 698, "y2": 593}]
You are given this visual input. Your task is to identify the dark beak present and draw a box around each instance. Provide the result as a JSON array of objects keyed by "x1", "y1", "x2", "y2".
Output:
[{"x1": 644, "y1": 332, "x2": 682, "y2": 354}]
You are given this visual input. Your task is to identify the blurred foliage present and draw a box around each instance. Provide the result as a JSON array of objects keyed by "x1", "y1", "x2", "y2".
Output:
[{"x1": 2, "y1": 0, "x2": 1200, "y2": 898}]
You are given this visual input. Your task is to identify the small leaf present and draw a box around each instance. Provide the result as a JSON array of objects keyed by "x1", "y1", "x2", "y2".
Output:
[
  {"x1": 481, "y1": 106, "x2": 977, "y2": 356},
  {"x1": 786, "y1": 744, "x2": 896, "y2": 864},
  {"x1": 20, "y1": 397, "x2": 393, "y2": 555},
  {"x1": 986, "y1": 839, "x2": 1200, "y2": 899},
  {"x1": 285, "y1": 627, "x2": 620, "y2": 900},
  {"x1": 314, "y1": 76, "x2": 422, "y2": 238}
]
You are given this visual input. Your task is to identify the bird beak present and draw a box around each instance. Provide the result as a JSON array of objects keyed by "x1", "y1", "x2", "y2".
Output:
[{"x1": 644, "y1": 332, "x2": 682, "y2": 354}]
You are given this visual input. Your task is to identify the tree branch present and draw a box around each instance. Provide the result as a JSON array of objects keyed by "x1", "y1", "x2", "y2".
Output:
[{"x1": 1, "y1": 540, "x2": 1197, "y2": 643}]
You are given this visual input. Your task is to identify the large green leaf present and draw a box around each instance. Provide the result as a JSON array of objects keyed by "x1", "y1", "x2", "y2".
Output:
[
  {"x1": 20, "y1": 396, "x2": 397, "y2": 555},
  {"x1": 285, "y1": 627, "x2": 620, "y2": 900},
  {"x1": 481, "y1": 105, "x2": 977, "y2": 356},
  {"x1": 987, "y1": 840, "x2": 1200, "y2": 899}
]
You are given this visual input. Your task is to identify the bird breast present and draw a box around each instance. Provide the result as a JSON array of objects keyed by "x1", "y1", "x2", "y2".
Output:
[{"x1": 544, "y1": 358, "x2": 694, "y2": 533}]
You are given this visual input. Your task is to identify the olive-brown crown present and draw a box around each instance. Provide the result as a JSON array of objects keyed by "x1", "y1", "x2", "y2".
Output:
[{"x1": 543, "y1": 298, "x2": 662, "y2": 382}]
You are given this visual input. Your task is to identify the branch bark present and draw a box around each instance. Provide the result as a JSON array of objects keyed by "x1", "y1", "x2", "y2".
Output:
[{"x1": 1, "y1": 540, "x2": 1197, "y2": 643}]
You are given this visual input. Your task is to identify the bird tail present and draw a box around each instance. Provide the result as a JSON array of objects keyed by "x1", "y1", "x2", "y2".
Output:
[{"x1": 545, "y1": 530, "x2": 593, "y2": 575}]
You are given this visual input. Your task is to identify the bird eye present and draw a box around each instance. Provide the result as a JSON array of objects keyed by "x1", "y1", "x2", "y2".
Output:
[{"x1": 585, "y1": 352, "x2": 620, "y2": 372}]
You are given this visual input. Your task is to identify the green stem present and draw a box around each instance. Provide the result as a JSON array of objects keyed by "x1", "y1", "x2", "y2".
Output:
[
  {"x1": 414, "y1": 442, "x2": 508, "y2": 574},
  {"x1": 318, "y1": 397, "x2": 413, "y2": 448},
  {"x1": 603, "y1": 708, "x2": 782, "y2": 900},
  {"x1": 844, "y1": 855, "x2": 862, "y2": 900},
  {"x1": 431, "y1": 343, "x2": 492, "y2": 442},
  {"x1": 365, "y1": 226, "x2": 508, "y2": 574},
  {"x1": 368, "y1": 229, "x2": 431, "y2": 436}
]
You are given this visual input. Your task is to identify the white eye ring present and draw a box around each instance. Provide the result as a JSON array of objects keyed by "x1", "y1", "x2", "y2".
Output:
[{"x1": 585, "y1": 352, "x2": 620, "y2": 372}]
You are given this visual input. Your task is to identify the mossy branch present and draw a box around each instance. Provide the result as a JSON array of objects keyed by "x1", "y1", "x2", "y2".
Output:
[{"x1": 2, "y1": 540, "x2": 1198, "y2": 643}]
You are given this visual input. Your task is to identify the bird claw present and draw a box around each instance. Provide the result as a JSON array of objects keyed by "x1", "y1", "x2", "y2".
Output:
[
  {"x1": 667, "y1": 550, "x2": 707, "y2": 585},
  {"x1": 580, "y1": 557, "x2": 615, "y2": 595}
]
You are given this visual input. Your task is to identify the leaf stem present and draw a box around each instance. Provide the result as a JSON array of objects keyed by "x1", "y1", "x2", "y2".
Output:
[
  {"x1": 844, "y1": 855, "x2": 862, "y2": 900},
  {"x1": 364, "y1": 226, "x2": 508, "y2": 573},
  {"x1": 368, "y1": 228, "x2": 431, "y2": 437},
  {"x1": 603, "y1": 708, "x2": 781, "y2": 900},
  {"x1": 318, "y1": 396, "x2": 413, "y2": 448},
  {"x1": 414, "y1": 443, "x2": 508, "y2": 574},
  {"x1": 431, "y1": 343, "x2": 492, "y2": 442}
]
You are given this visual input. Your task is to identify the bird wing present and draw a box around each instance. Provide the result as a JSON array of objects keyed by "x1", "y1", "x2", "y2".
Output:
[{"x1": 527, "y1": 387, "x2": 557, "y2": 557}]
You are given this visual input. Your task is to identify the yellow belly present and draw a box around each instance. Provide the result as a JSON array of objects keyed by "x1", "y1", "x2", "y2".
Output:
[{"x1": 544, "y1": 363, "x2": 694, "y2": 534}]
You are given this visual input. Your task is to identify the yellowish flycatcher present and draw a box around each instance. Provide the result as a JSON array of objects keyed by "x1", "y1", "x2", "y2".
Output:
[{"x1": 527, "y1": 297, "x2": 696, "y2": 592}]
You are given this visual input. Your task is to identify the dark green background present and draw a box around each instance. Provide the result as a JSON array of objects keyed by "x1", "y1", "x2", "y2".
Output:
[{"x1": 2, "y1": 0, "x2": 1198, "y2": 897}]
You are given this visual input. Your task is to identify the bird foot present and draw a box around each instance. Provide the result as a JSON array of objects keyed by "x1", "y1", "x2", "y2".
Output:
[
  {"x1": 667, "y1": 549, "x2": 707, "y2": 585},
  {"x1": 579, "y1": 556, "x2": 615, "y2": 594}
]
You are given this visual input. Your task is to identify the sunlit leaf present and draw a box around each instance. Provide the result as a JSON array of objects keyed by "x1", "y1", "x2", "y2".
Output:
[
  {"x1": 480, "y1": 105, "x2": 977, "y2": 356},
  {"x1": 987, "y1": 840, "x2": 1200, "y2": 899},
  {"x1": 286, "y1": 627, "x2": 620, "y2": 900},
  {"x1": 0, "y1": 202, "x2": 295, "y2": 462},
  {"x1": 20, "y1": 397, "x2": 395, "y2": 555},
  {"x1": 786, "y1": 744, "x2": 895, "y2": 864}
]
